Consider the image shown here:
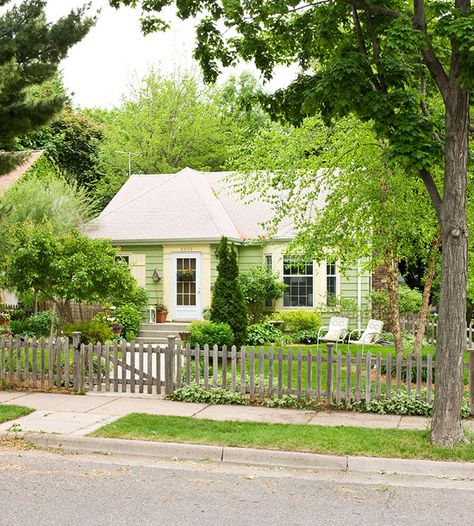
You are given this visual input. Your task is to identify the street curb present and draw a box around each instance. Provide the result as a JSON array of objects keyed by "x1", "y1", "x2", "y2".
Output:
[{"x1": 1, "y1": 431, "x2": 473, "y2": 479}]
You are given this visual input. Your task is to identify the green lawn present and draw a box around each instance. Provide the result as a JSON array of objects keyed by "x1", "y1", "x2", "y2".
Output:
[
  {"x1": 92, "y1": 413, "x2": 474, "y2": 462},
  {"x1": 0, "y1": 404, "x2": 33, "y2": 423}
]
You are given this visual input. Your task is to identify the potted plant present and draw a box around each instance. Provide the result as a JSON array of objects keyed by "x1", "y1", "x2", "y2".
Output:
[
  {"x1": 0, "y1": 306, "x2": 10, "y2": 327},
  {"x1": 111, "y1": 323, "x2": 122, "y2": 335},
  {"x1": 156, "y1": 304, "x2": 168, "y2": 323}
]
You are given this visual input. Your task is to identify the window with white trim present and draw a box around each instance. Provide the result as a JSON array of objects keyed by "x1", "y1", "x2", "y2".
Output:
[
  {"x1": 326, "y1": 261, "x2": 337, "y2": 305},
  {"x1": 283, "y1": 257, "x2": 313, "y2": 307}
]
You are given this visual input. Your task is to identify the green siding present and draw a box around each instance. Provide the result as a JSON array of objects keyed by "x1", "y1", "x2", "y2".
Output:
[
  {"x1": 238, "y1": 244, "x2": 263, "y2": 272},
  {"x1": 113, "y1": 241, "x2": 371, "y2": 329},
  {"x1": 116, "y1": 244, "x2": 164, "y2": 305},
  {"x1": 322, "y1": 265, "x2": 371, "y2": 328}
]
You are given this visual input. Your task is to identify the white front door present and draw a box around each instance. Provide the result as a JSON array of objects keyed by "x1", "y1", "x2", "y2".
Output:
[{"x1": 172, "y1": 253, "x2": 202, "y2": 320}]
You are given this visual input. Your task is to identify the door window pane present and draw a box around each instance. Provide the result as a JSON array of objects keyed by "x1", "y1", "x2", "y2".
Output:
[{"x1": 176, "y1": 257, "x2": 197, "y2": 307}]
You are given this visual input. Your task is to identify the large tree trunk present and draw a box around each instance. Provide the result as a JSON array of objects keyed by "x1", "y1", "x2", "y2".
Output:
[
  {"x1": 431, "y1": 86, "x2": 469, "y2": 446},
  {"x1": 413, "y1": 234, "x2": 440, "y2": 354},
  {"x1": 385, "y1": 257, "x2": 404, "y2": 354}
]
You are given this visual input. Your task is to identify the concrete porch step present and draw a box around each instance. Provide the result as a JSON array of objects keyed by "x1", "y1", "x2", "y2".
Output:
[
  {"x1": 140, "y1": 322, "x2": 190, "y2": 331},
  {"x1": 137, "y1": 322, "x2": 190, "y2": 344},
  {"x1": 134, "y1": 337, "x2": 168, "y2": 345},
  {"x1": 138, "y1": 330, "x2": 190, "y2": 339}
]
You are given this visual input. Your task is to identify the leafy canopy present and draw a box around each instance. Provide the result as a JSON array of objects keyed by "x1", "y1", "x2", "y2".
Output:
[
  {"x1": 230, "y1": 114, "x2": 438, "y2": 271},
  {"x1": 2, "y1": 225, "x2": 144, "y2": 313},
  {"x1": 88, "y1": 69, "x2": 234, "y2": 208},
  {"x1": 109, "y1": 0, "x2": 473, "y2": 183},
  {"x1": 0, "y1": 0, "x2": 95, "y2": 170}
]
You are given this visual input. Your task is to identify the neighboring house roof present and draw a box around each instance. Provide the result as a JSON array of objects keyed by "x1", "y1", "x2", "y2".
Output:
[
  {"x1": 87, "y1": 167, "x2": 323, "y2": 244},
  {"x1": 0, "y1": 150, "x2": 43, "y2": 196}
]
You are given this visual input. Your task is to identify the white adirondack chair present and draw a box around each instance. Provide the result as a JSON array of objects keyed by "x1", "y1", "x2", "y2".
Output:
[
  {"x1": 317, "y1": 316, "x2": 349, "y2": 352},
  {"x1": 347, "y1": 319, "x2": 384, "y2": 352}
]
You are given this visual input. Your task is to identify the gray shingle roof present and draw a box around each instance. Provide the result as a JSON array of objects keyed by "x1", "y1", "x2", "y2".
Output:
[{"x1": 87, "y1": 167, "x2": 297, "y2": 243}]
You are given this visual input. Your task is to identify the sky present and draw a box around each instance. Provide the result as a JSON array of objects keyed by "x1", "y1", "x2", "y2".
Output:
[{"x1": 39, "y1": 0, "x2": 296, "y2": 109}]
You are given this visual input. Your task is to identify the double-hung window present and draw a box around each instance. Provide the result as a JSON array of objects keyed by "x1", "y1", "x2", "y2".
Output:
[
  {"x1": 283, "y1": 258, "x2": 313, "y2": 307},
  {"x1": 326, "y1": 261, "x2": 337, "y2": 305}
]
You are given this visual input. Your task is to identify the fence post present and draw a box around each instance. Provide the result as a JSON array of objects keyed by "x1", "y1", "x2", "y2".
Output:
[
  {"x1": 72, "y1": 331, "x2": 81, "y2": 392},
  {"x1": 326, "y1": 343, "x2": 334, "y2": 404},
  {"x1": 469, "y1": 348, "x2": 474, "y2": 417},
  {"x1": 165, "y1": 336, "x2": 176, "y2": 396}
]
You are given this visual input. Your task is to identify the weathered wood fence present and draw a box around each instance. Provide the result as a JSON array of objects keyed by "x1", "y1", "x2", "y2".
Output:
[
  {"x1": 1, "y1": 333, "x2": 474, "y2": 414},
  {"x1": 400, "y1": 318, "x2": 474, "y2": 347}
]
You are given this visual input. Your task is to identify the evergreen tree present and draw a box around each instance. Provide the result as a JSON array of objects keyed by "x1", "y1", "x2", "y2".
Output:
[
  {"x1": 210, "y1": 237, "x2": 247, "y2": 347},
  {"x1": 0, "y1": 0, "x2": 95, "y2": 172}
]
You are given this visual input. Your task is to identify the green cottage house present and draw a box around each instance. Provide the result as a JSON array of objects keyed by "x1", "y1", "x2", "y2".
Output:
[{"x1": 87, "y1": 167, "x2": 371, "y2": 324}]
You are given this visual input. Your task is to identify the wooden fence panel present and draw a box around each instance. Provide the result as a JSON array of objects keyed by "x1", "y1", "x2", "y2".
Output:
[
  {"x1": 259, "y1": 347, "x2": 265, "y2": 403},
  {"x1": 1, "y1": 337, "x2": 472, "y2": 412},
  {"x1": 268, "y1": 347, "x2": 274, "y2": 397},
  {"x1": 365, "y1": 352, "x2": 372, "y2": 403},
  {"x1": 222, "y1": 345, "x2": 228, "y2": 390},
  {"x1": 203, "y1": 344, "x2": 209, "y2": 390},
  {"x1": 277, "y1": 348, "x2": 283, "y2": 398},
  {"x1": 306, "y1": 349, "x2": 312, "y2": 399},
  {"x1": 249, "y1": 347, "x2": 255, "y2": 402}
]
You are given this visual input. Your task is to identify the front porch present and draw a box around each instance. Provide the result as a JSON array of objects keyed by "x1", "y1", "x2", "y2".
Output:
[{"x1": 136, "y1": 321, "x2": 190, "y2": 345}]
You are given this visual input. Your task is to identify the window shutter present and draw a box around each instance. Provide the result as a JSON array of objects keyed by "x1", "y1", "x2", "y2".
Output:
[{"x1": 129, "y1": 254, "x2": 146, "y2": 287}]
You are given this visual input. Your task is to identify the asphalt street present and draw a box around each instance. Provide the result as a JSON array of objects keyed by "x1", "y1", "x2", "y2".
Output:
[{"x1": 0, "y1": 444, "x2": 473, "y2": 526}]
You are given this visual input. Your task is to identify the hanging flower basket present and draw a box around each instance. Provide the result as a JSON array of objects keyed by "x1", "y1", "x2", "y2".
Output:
[{"x1": 177, "y1": 269, "x2": 194, "y2": 281}]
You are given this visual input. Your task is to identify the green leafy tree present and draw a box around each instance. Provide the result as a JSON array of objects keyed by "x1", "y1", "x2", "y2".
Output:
[
  {"x1": 215, "y1": 72, "x2": 271, "y2": 148},
  {"x1": 210, "y1": 237, "x2": 247, "y2": 346},
  {"x1": 20, "y1": 106, "x2": 105, "y2": 189},
  {"x1": 0, "y1": 172, "x2": 92, "y2": 263},
  {"x1": 0, "y1": 1, "x2": 95, "y2": 172},
  {"x1": 3, "y1": 225, "x2": 140, "y2": 327},
  {"x1": 231, "y1": 115, "x2": 438, "y2": 354},
  {"x1": 238, "y1": 265, "x2": 286, "y2": 323},
  {"x1": 89, "y1": 70, "x2": 231, "y2": 208}
]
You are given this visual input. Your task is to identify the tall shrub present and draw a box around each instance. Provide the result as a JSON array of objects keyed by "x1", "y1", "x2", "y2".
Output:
[
  {"x1": 239, "y1": 265, "x2": 286, "y2": 323},
  {"x1": 210, "y1": 237, "x2": 247, "y2": 346}
]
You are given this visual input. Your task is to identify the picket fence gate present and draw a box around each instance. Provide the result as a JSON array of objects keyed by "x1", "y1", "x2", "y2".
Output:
[{"x1": 1, "y1": 332, "x2": 474, "y2": 414}]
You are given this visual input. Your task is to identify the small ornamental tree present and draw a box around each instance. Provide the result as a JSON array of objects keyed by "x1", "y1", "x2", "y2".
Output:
[
  {"x1": 210, "y1": 237, "x2": 247, "y2": 346},
  {"x1": 2, "y1": 225, "x2": 143, "y2": 328},
  {"x1": 239, "y1": 265, "x2": 286, "y2": 323}
]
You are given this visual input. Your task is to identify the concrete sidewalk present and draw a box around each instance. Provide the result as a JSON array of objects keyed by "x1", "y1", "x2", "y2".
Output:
[{"x1": 1, "y1": 390, "x2": 473, "y2": 437}]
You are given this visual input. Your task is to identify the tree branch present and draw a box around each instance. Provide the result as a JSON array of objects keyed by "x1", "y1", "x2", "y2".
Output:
[
  {"x1": 341, "y1": 0, "x2": 401, "y2": 18},
  {"x1": 365, "y1": 13, "x2": 387, "y2": 91},
  {"x1": 413, "y1": 0, "x2": 449, "y2": 100},
  {"x1": 419, "y1": 167, "x2": 443, "y2": 222},
  {"x1": 351, "y1": 7, "x2": 369, "y2": 56},
  {"x1": 419, "y1": 70, "x2": 442, "y2": 143}
]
